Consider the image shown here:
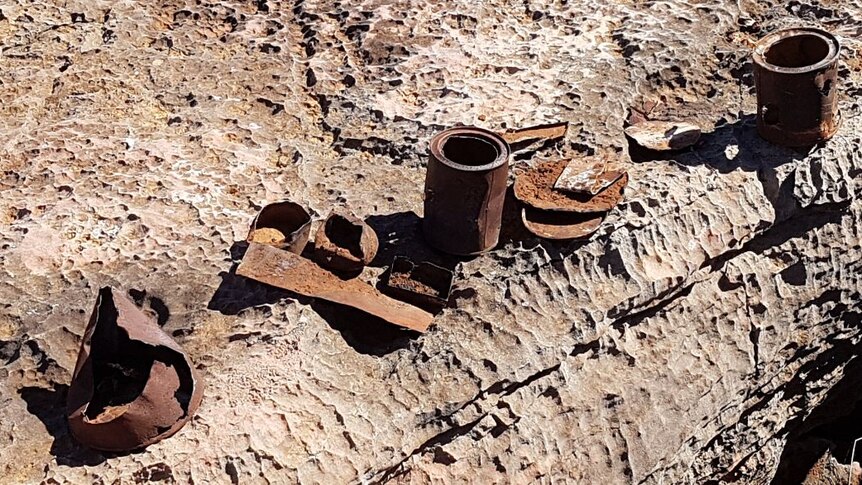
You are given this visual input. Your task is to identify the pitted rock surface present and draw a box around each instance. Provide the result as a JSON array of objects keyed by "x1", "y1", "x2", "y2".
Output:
[{"x1": 1, "y1": 0, "x2": 862, "y2": 483}]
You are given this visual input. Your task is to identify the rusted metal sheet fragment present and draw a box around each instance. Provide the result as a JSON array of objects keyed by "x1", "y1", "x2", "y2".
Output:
[
  {"x1": 247, "y1": 200, "x2": 312, "y2": 254},
  {"x1": 67, "y1": 287, "x2": 204, "y2": 452},
  {"x1": 514, "y1": 159, "x2": 628, "y2": 213},
  {"x1": 624, "y1": 121, "x2": 701, "y2": 151},
  {"x1": 522, "y1": 207, "x2": 604, "y2": 240},
  {"x1": 753, "y1": 27, "x2": 841, "y2": 146},
  {"x1": 313, "y1": 211, "x2": 379, "y2": 272},
  {"x1": 384, "y1": 256, "x2": 454, "y2": 308},
  {"x1": 501, "y1": 122, "x2": 568, "y2": 151},
  {"x1": 423, "y1": 126, "x2": 510, "y2": 256},
  {"x1": 554, "y1": 158, "x2": 626, "y2": 195},
  {"x1": 237, "y1": 242, "x2": 433, "y2": 332}
]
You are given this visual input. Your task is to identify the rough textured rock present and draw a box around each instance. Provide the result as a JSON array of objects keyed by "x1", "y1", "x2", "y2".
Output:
[{"x1": 1, "y1": 0, "x2": 861, "y2": 484}]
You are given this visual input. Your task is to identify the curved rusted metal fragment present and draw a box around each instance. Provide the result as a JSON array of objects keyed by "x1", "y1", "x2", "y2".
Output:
[
  {"x1": 313, "y1": 211, "x2": 379, "y2": 273},
  {"x1": 237, "y1": 243, "x2": 433, "y2": 332},
  {"x1": 753, "y1": 27, "x2": 840, "y2": 147},
  {"x1": 247, "y1": 200, "x2": 312, "y2": 254},
  {"x1": 514, "y1": 159, "x2": 628, "y2": 213},
  {"x1": 423, "y1": 126, "x2": 510, "y2": 256},
  {"x1": 624, "y1": 121, "x2": 701, "y2": 151},
  {"x1": 67, "y1": 287, "x2": 203, "y2": 452},
  {"x1": 521, "y1": 207, "x2": 604, "y2": 240}
]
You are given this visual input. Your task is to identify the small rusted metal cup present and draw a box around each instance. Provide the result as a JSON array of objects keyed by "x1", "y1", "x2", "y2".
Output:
[
  {"x1": 423, "y1": 127, "x2": 510, "y2": 256},
  {"x1": 753, "y1": 28, "x2": 841, "y2": 147}
]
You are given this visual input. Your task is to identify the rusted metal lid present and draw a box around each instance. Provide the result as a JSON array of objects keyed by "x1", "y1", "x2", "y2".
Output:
[
  {"x1": 514, "y1": 159, "x2": 628, "y2": 213},
  {"x1": 554, "y1": 158, "x2": 626, "y2": 196}
]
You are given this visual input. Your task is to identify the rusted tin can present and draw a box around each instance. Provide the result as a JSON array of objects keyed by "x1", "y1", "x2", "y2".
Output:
[
  {"x1": 422, "y1": 127, "x2": 510, "y2": 256},
  {"x1": 753, "y1": 28, "x2": 841, "y2": 146}
]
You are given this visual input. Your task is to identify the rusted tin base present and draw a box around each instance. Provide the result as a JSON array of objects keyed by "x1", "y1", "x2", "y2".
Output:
[
  {"x1": 753, "y1": 28, "x2": 841, "y2": 147},
  {"x1": 384, "y1": 256, "x2": 454, "y2": 308}
]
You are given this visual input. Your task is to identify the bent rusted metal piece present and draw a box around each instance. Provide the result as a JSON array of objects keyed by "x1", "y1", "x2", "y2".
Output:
[
  {"x1": 423, "y1": 126, "x2": 511, "y2": 256},
  {"x1": 247, "y1": 200, "x2": 312, "y2": 254},
  {"x1": 67, "y1": 287, "x2": 204, "y2": 452},
  {"x1": 753, "y1": 27, "x2": 841, "y2": 146},
  {"x1": 521, "y1": 207, "x2": 604, "y2": 240},
  {"x1": 237, "y1": 242, "x2": 433, "y2": 332},
  {"x1": 313, "y1": 211, "x2": 379, "y2": 273}
]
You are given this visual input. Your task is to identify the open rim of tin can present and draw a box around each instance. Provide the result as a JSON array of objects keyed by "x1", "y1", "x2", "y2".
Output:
[
  {"x1": 753, "y1": 27, "x2": 840, "y2": 75},
  {"x1": 430, "y1": 126, "x2": 511, "y2": 173}
]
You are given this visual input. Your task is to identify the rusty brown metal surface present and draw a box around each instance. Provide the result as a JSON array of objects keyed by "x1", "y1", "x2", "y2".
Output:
[
  {"x1": 423, "y1": 126, "x2": 510, "y2": 256},
  {"x1": 384, "y1": 256, "x2": 454, "y2": 308},
  {"x1": 313, "y1": 211, "x2": 379, "y2": 273},
  {"x1": 501, "y1": 122, "x2": 568, "y2": 151},
  {"x1": 246, "y1": 200, "x2": 312, "y2": 254},
  {"x1": 554, "y1": 158, "x2": 626, "y2": 196},
  {"x1": 521, "y1": 207, "x2": 604, "y2": 240},
  {"x1": 237, "y1": 242, "x2": 434, "y2": 332},
  {"x1": 624, "y1": 121, "x2": 701, "y2": 151},
  {"x1": 514, "y1": 159, "x2": 628, "y2": 213},
  {"x1": 753, "y1": 27, "x2": 841, "y2": 147},
  {"x1": 67, "y1": 287, "x2": 204, "y2": 452}
]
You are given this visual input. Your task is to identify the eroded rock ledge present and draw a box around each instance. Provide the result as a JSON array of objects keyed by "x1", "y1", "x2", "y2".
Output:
[{"x1": 1, "y1": 0, "x2": 861, "y2": 483}]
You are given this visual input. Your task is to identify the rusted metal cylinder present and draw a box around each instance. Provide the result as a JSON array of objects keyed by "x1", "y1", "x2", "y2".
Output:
[
  {"x1": 753, "y1": 27, "x2": 840, "y2": 147},
  {"x1": 423, "y1": 127, "x2": 510, "y2": 256}
]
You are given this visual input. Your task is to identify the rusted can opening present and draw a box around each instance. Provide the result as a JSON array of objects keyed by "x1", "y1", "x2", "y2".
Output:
[
  {"x1": 323, "y1": 214, "x2": 363, "y2": 259},
  {"x1": 247, "y1": 200, "x2": 312, "y2": 254},
  {"x1": 752, "y1": 28, "x2": 840, "y2": 146},
  {"x1": 758, "y1": 31, "x2": 837, "y2": 71},
  {"x1": 432, "y1": 130, "x2": 509, "y2": 172}
]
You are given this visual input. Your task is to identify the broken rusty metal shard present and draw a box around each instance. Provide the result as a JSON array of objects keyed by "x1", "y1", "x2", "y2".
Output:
[
  {"x1": 313, "y1": 211, "x2": 379, "y2": 273},
  {"x1": 67, "y1": 287, "x2": 204, "y2": 452},
  {"x1": 514, "y1": 159, "x2": 628, "y2": 213},
  {"x1": 624, "y1": 121, "x2": 701, "y2": 151},
  {"x1": 753, "y1": 27, "x2": 841, "y2": 146},
  {"x1": 247, "y1": 200, "x2": 312, "y2": 254},
  {"x1": 237, "y1": 242, "x2": 433, "y2": 332},
  {"x1": 554, "y1": 158, "x2": 626, "y2": 196},
  {"x1": 423, "y1": 126, "x2": 510, "y2": 256},
  {"x1": 384, "y1": 256, "x2": 454, "y2": 308},
  {"x1": 501, "y1": 122, "x2": 568, "y2": 151},
  {"x1": 522, "y1": 207, "x2": 605, "y2": 240}
]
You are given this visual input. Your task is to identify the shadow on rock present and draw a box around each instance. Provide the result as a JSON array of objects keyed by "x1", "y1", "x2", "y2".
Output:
[
  {"x1": 19, "y1": 385, "x2": 107, "y2": 467},
  {"x1": 311, "y1": 301, "x2": 419, "y2": 357},
  {"x1": 365, "y1": 211, "x2": 463, "y2": 269},
  {"x1": 628, "y1": 114, "x2": 810, "y2": 173}
]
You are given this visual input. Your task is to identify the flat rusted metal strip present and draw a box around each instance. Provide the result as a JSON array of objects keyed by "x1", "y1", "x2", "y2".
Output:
[
  {"x1": 237, "y1": 242, "x2": 433, "y2": 333},
  {"x1": 501, "y1": 122, "x2": 568, "y2": 146}
]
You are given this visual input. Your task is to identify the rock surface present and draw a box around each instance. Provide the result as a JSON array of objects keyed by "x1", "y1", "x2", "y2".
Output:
[{"x1": 1, "y1": 0, "x2": 861, "y2": 484}]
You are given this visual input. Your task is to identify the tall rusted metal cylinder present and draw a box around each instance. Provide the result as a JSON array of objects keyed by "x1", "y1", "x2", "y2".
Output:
[
  {"x1": 753, "y1": 27, "x2": 840, "y2": 147},
  {"x1": 422, "y1": 127, "x2": 510, "y2": 256}
]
